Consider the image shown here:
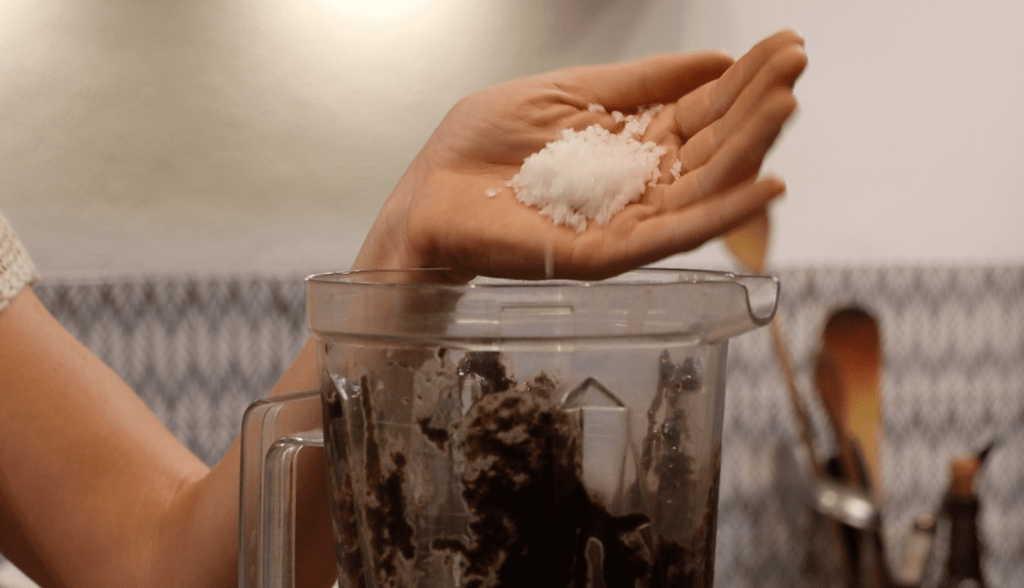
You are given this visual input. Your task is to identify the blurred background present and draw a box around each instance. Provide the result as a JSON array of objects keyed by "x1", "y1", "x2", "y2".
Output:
[
  {"x1": 2, "y1": 0, "x2": 1022, "y2": 278},
  {"x1": 2, "y1": 3, "x2": 1023, "y2": 587}
]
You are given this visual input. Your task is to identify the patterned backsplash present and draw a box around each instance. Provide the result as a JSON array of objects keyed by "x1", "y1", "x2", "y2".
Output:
[{"x1": 32, "y1": 265, "x2": 1024, "y2": 588}]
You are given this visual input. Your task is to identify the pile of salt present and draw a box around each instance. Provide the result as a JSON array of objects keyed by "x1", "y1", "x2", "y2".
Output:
[{"x1": 506, "y1": 105, "x2": 667, "y2": 233}]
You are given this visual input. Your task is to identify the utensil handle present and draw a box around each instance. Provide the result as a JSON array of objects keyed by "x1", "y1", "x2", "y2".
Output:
[
  {"x1": 769, "y1": 317, "x2": 823, "y2": 476},
  {"x1": 239, "y1": 389, "x2": 323, "y2": 588}
]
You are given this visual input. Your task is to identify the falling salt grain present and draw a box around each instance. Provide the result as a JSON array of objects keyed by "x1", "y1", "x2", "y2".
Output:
[
  {"x1": 507, "y1": 104, "x2": 666, "y2": 233},
  {"x1": 485, "y1": 187, "x2": 501, "y2": 197},
  {"x1": 670, "y1": 161, "x2": 683, "y2": 181}
]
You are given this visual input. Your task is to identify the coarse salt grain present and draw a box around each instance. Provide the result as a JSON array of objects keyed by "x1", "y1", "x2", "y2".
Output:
[{"x1": 507, "y1": 104, "x2": 667, "y2": 233}]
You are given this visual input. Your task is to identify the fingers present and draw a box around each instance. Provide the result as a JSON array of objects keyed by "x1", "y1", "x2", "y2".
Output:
[
  {"x1": 551, "y1": 174, "x2": 784, "y2": 281},
  {"x1": 679, "y1": 43, "x2": 807, "y2": 172},
  {"x1": 675, "y1": 29, "x2": 805, "y2": 138},
  {"x1": 562, "y1": 51, "x2": 735, "y2": 112},
  {"x1": 622, "y1": 176, "x2": 786, "y2": 267},
  {"x1": 660, "y1": 87, "x2": 797, "y2": 210}
]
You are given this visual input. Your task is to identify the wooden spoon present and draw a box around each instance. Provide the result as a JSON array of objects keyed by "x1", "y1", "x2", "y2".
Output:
[
  {"x1": 815, "y1": 350, "x2": 863, "y2": 489},
  {"x1": 724, "y1": 210, "x2": 771, "y2": 275},
  {"x1": 821, "y1": 306, "x2": 883, "y2": 499},
  {"x1": 724, "y1": 212, "x2": 823, "y2": 476}
]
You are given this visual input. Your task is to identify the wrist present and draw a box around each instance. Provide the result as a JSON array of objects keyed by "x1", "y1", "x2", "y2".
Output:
[{"x1": 352, "y1": 158, "x2": 427, "y2": 272}]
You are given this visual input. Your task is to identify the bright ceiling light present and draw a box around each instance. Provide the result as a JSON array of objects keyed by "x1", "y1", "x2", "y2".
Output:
[{"x1": 321, "y1": 0, "x2": 423, "y2": 17}]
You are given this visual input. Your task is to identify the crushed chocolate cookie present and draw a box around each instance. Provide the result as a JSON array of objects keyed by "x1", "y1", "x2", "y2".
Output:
[
  {"x1": 324, "y1": 350, "x2": 721, "y2": 588},
  {"x1": 322, "y1": 376, "x2": 368, "y2": 588},
  {"x1": 323, "y1": 374, "x2": 417, "y2": 588},
  {"x1": 431, "y1": 363, "x2": 698, "y2": 588}
]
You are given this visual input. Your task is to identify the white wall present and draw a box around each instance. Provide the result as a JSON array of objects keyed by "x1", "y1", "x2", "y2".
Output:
[{"x1": 2, "y1": 0, "x2": 1022, "y2": 278}]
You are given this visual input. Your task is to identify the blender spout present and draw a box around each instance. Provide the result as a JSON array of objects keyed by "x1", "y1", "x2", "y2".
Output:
[
  {"x1": 703, "y1": 274, "x2": 780, "y2": 342},
  {"x1": 736, "y1": 274, "x2": 780, "y2": 325}
]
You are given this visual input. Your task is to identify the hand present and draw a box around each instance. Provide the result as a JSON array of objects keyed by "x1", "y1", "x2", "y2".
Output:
[{"x1": 355, "y1": 30, "x2": 807, "y2": 281}]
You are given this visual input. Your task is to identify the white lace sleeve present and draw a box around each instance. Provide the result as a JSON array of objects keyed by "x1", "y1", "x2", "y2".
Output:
[{"x1": 0, "y1": 212, "x2": 41, "y2": 312}]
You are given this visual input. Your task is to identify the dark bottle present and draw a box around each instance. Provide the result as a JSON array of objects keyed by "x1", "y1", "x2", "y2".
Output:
[{"x1": 940, "y1": 455, "x2": 986, "y2": 588}]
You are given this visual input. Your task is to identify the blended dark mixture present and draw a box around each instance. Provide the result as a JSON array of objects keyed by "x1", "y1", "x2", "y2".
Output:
[
  {"x1": 324, "y1": 351, "x2": 719, "y2": 588},
  {"x1": 323, "y1": 373, "x2": 417, "y2": 588}
]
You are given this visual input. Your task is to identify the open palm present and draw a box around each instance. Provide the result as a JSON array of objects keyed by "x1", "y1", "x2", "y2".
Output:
[{"x1": 355, "y1": 30, "x2": 807, "y2": 280}]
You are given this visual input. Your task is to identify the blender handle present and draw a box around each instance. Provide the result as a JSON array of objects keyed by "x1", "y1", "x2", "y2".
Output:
[{"x1": 239, "y1": 389, "x2": 324, "y2": 588}]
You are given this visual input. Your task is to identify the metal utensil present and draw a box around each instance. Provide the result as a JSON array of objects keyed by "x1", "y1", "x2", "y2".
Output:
[{"x1": 812, "y1": 479, "x2": 881, "y2": 532}]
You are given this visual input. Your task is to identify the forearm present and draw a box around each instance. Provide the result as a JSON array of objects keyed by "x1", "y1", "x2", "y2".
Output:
[
  {"x1": 0, "y1": 289, "x2": 334, "y2": 588},
  {"x1": 352, "y1": 154, "x2": 432, "y2": 274},
  {"x1": 166, "y1": 338, "x2": 335, "y2": 588},
  {"x1": 0, "y1": 288, "x2": 210, "y2": 587}
]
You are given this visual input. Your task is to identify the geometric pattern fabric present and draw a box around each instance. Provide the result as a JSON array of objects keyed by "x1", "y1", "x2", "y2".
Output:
[{"x1": 33, "y1": 265, "x2": 1023, "y2": 588}]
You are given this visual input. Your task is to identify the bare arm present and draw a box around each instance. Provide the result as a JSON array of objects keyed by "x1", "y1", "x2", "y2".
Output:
[
  {"x1": 0, "y1": 288, "x2": 334, "y2": 588},
  {"x1": 0, "y1": 287, "x2": 206, "y2": 586}
]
